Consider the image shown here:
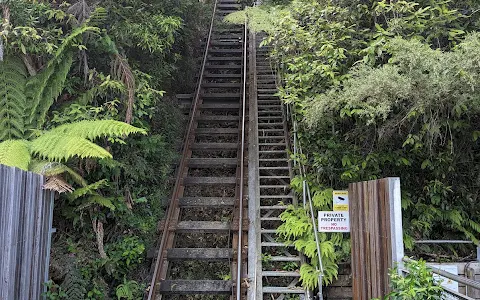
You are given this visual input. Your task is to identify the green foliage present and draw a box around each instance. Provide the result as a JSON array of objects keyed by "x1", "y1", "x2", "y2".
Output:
[
  {"x1": 384, "y1": 259, "x2": 443, "y2": 299},
  {"x1": 115, "y1": 278, "x2": 143, "y2": 300},
  {"x1": 0, "y1": 57, "x2": 27, "y2": 140},
  {"x1": 259, "y1": 0, "x2": 480, "y2": 291},
  {"x1": 50, "y1": 120, "x2": 147, "y2": 141},
  {"x1": 305, "y1": 35, "x2": 480, "y2": 244},
  {"x1": 224, "y1": 6, "x2": 286, "y2": 33},
  {"x1": 60, "y1": 267, "x2": 87, "y2": 300},
  {"x1": 0, "y1": 120, "x2": 145, "y2": 170},
  {"x1": 44, "y1": 280, "x2": 68, "y2": 300},
  {"x1": 277, "y1": 199, "x2": 346, "y2": 288},
  {"x1": 0, "y1": 139, "x2": 30, "y2": 170},
  {"x1": 106, "y1": 236, "x2": 145, "y2": 278},
  {"x1": 4, "y1": 0, "x2": 206, "y2": 295}
]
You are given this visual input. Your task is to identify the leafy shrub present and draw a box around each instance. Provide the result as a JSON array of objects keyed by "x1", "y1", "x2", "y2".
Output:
[
  {"x1": 383, "y1": 259, "x2": 443, "y2": 300},
  {"x1": 106, "y1": 236, "x2": 145, "y2": 278}
]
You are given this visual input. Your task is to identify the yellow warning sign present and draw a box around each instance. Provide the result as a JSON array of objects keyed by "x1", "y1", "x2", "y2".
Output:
[{"x1": 333, "y1": 190, "x2": 349, "y2": 211}]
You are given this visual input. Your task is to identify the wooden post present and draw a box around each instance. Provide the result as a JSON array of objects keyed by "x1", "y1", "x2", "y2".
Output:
[{"x1": 349, "y1": 177, "x2": 404, "y2": 300}]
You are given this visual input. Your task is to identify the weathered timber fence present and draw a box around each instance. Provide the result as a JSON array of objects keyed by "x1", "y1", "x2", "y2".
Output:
[
  {"x1": 0, "y1": 164, "x2": 55, "y2": 300},
  {"x1": 349, "y1": 177, "x2": 403, "y2": 300}
]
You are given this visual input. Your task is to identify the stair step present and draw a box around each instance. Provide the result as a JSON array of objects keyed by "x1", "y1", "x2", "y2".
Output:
[
  {"x1": 258, "y1": 128, "x2": 284, "y2": 132},
  {"x1": 203, "y1": 83, "x2": 242, "y2": 88},
  {"x1": 210, "y1": 41, "x2": 242, "y2": 46},
  {"x1": 183, "y1": 177, "x2": 236, "y2": 185},
  {"x1": 260, "y1": 205, "x2": 289, "y2": 209},
  {"x1": 261, "y1": 229, "x2": 278, "y2": 234},
  {"x1": 204, "y1": 73, "x2": 242, "y2": 78},
  {"x1": 260, "y1": 176, "x2": 290, "y2": 179},
  {"x1": 197, "y1": 115, "x2": 239, "y2": 122},
  {"x1": 176, "y1": 221, "x2": 231, "y2": 233},
  {"x1": 209, "y1": 49, "x2": 242, "y2": 53},
  {"x1": 261, "y1": 217, "x2": 281, "y2": 221},
  {"x1": 196, "y1": 128, "x2": 238, "y2": 134},
  {"x1": 261, "y1": 242, "x2": 293, "y2": 247},
  {"x1": 259, "y1": 143, "x2": 286, "y2": 146},
  {"x1": 159, "y1": 280, "x2": 232, "y2": 294},
  {"x1": 202, "y1": 93, "x2": 241, "y2": 98},
  {"x1": 205, "y1": 65, "x2": 242, "y2": 69},
  {"x1": 258, "y1": 123, "x2": 284, "y2": 127},
  {"x1": 262, "y1": 271, "x2": 300, "y2": 277},
  {"x1": 192, "y1": 143, "x2": 238, "y2": 150},
  {"x1": 188, "y1": 158, "x2": 237, "y2": 167},
  {"x1": 258, "y1": 89, "x2": 278, "y2": 93},
  {"x1": 259, "y1": 150, "x2": 287, "y2": 154},
  {"x1": 167, "y1": 248, "x2": 232, "y2": 260},
  {"x1": 208, "y1": 57, "x2": 242, "y2": 62},
  {"x1": 179, "y1": 197, "x2": 235, "y2": 207},
  {"x1": 259, "y1": 166, "x2": 289, "y2": 170},
  {"x1": 260, "y1": 195, "x2": 293, "y2": 198},
  {"x1": 263, "y1": 287, "x2": 304, "y2": 294}
]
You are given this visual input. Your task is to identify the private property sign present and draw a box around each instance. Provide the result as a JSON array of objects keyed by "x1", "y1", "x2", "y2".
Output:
[{"x1": 318, "y1": 211, "x2": 350, "y2": 232}]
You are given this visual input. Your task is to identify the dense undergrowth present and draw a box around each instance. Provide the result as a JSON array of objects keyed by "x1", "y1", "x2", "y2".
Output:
[
  {"x1": 0, "y1": 0, "x2": 211, "y2": 298},
  {"x1": 228, "y1": 0, "x2": 480, "y2": 290}
]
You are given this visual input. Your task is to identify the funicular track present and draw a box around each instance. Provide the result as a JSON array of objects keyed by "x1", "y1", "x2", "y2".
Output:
[
  {"x1": 147, "y1": 0, "x2": 248, "y2": 299},
  {"x1": 248, "y1": 32, "x2": 307, "y2": 300}
]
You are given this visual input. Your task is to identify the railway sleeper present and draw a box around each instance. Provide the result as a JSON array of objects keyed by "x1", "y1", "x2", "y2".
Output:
[{"x1": 158, "y1": 280, "x2": 232, "y2": 295}]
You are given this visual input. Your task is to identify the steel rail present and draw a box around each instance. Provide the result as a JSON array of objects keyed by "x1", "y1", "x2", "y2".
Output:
[
  {"x1": 403, "y1": 257, "x2": 480, "y2": 290},
  {"x1": 146, "y1": 0, "x2": 219, "y2": 298},
  {"x1": 235, "y1": 16, "x2": 248, "y2": 300},
  {"x1": 288, "y1": 104, "x2": 324, "y2": 299}
]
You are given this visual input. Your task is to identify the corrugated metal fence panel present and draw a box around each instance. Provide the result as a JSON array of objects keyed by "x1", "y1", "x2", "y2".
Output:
[
  {"x1": 349, "y1": 178, "x2": 396, "y2": 300},
  {"x1": 0, "y1": 164, "x2": 54, "y2": 300}
]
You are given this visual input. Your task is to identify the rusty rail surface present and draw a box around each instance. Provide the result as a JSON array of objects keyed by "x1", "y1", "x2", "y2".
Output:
[{"x1": 147, "y1": 0, "x2": 248, "y2": 297}]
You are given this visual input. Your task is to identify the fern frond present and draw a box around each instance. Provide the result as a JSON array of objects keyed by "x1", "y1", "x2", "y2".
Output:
[
  {"x1": 69, "y1": 179, "x2": 108, "y2": 200},
  {"x1": 52, "y1": 25, "x2": 99, "y2": 64},
  {"x1": 30, "y1": 132, "x2": 112, "y2": 162},
  {"x1": 50, "y1": 120, "x2": 147, "y2": 140},
  {"x1": 0, "y1": 56, "x2": 27, "y2": 141},
  {"x1": 86, "y1": 7, "x2": 107, "y2": 27},
  {"x1": 29, "y1": 160, "x2": 87, "y2": 186},
  {"x1": 76, "y1": 195, "x2": 115, "y2": 211},
  {"x1": 299, "y1": 263, "x2": 319, "y2": 290},
  {"x1": 75, "y1": 77, "x2": 125, "y2": 105},
  {"x1": 0, "y1": 139, "x2": 31, "y2": 170},
  {"x1": 469, "y1": 220, "x2": 480, "y2": 234},
  {"x1": 26, "y1": 52, "x2": 74, "y2": 130},
  {"x1": 60, "y1": 266, "x2": 87, "y2": 300}
]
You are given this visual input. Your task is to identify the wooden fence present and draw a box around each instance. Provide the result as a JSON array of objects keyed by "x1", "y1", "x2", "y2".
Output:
[
  {"x1": 348, "y1": 177, "x2": 403, "y2": 300},
  {"x1": 0, "y1": 164, "x2": 55, "y2": 300}
]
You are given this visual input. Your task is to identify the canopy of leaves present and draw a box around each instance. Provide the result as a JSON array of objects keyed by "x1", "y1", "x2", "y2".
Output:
[{"x1": 258, "y1": 0, "x2": 480, "y2": 290}]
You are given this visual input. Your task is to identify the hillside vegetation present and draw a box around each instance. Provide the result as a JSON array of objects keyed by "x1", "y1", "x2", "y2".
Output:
[
  {"x1": 0, "y1": 0, "x2": 210, "y2": 298},
  {"x1": 227, "y1": 0, "x2": 480, "y2": 289}
]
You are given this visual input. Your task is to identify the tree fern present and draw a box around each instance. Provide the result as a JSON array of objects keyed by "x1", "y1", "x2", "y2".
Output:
[
  {"x1": 87, "y1": 7, "x2": 107, "y2": 27},
  {"x1": 76, "y1": 195, "x2": 116, "y2": 211},
  {"x1": 50, "y1": 120, "x2": 147, "y2": 140},
  {"x1": 25, "y1": 25, "x2": 99, "y2": 130},
  {"x1": 60, "y1": 266, "x2": 87, "y2": 300},
  {"x1": 31, "y1": 132, "x2": 112, "y2": 161},
  {"x1": 69, "y1": 179, "x2": 108, "y2": 200},
  {"x1": 0, "y1": 56, "x2": 27, "y2": 141},
  {"x1": 26, "y1": 52, "x2": 74, "y2": 130},
  {"x1": 0, "y1": 139, "x2": 30, "y2": 170}
]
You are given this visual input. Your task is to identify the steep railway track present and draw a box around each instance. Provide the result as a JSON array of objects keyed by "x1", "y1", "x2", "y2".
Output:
[
  {"x1": 147, "y1": 0, "x2": 248, "y2": 299},
  {"x1": 148, "y1": 4, "x2": 310, "y2": 300}
]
